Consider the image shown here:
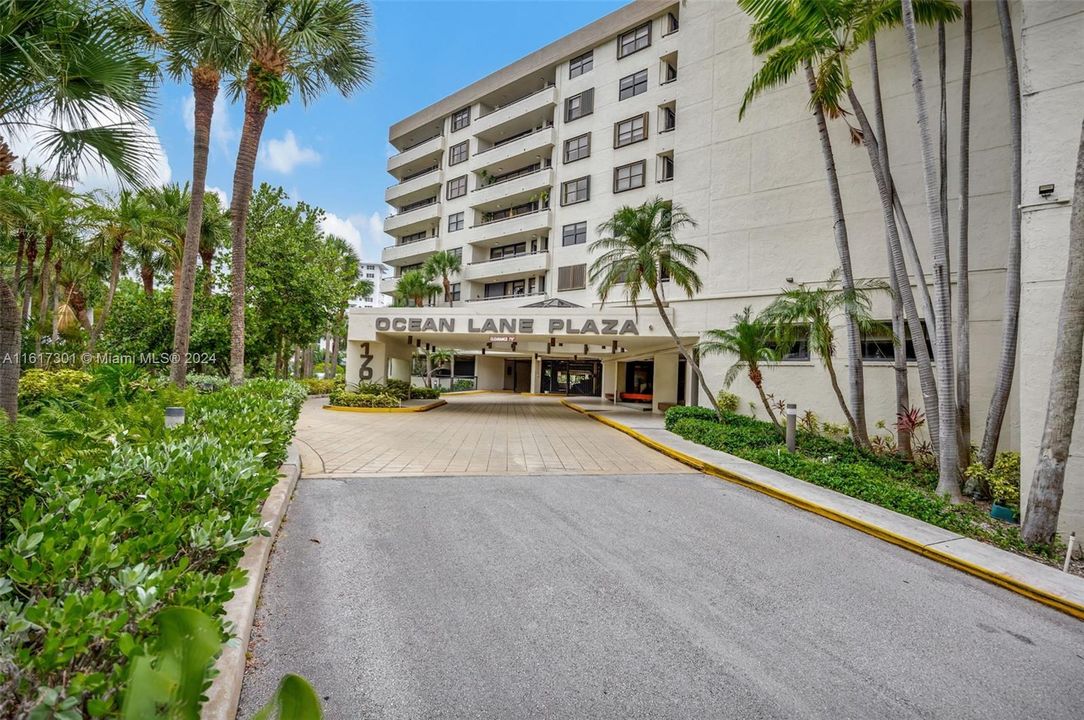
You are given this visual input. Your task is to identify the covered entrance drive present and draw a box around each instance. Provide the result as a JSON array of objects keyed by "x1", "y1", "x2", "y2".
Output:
[{"x1": 345, "y1": 306, "x2": 699, "y2": 412}]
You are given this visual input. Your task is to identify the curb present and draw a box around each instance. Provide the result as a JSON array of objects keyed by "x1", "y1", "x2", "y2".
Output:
[
  {"x1": 561, "y1": 399, "x2": 1084, "y2": 621},
  {"x1": 322, "y1": 399, "x2": 447, "y2": 413},
  {"x1": 201, "y1": 444, "x2": 302, "y2": 720}
]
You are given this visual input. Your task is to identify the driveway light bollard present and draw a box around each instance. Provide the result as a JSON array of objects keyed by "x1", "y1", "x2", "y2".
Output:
[
  {"x1": 1064, "y1": 532, "x2": 1077, "y2": 573},
  {"x1": 165, "y1": 407, "x2": 185, "y2": 429},
  {"x1": 786, "y1": 403, "x2": 797, "y2": 453}
]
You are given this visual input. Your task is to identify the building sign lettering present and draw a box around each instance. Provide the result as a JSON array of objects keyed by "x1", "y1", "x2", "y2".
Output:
[{"x1": 374, "y1": 316, "x2": 639, "y2": 336}]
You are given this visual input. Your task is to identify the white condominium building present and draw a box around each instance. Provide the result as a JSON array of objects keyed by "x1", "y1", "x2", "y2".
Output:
[{"x1": 351, "y1": 0, "x2": 1084, "y2": 536}]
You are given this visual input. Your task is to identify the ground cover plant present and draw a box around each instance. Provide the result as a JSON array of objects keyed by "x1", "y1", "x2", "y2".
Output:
[
  {"x1": 663, "y1": 406, "x2": 1061, "y2": 563},
  {"x1": 0, "y1": 366, "x2": 305, "y2": 718}
]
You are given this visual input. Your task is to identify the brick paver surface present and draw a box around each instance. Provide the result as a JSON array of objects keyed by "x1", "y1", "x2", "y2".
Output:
[{"x1": 295, "y1": 393, "x2": 691, "y2": 476}]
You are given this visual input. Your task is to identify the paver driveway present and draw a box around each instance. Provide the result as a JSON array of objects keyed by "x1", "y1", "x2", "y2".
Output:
[
  {"x1": 294, "y1": 393, "x2": 690, "y2": 476},
  {"x1": 239, "y1": 393, "x2": 1084, "y2": 719}
]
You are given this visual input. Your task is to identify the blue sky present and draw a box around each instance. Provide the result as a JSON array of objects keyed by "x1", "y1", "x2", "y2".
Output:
[{"x1": 148, "y1": 0, "x2": 627, "y2": 263}]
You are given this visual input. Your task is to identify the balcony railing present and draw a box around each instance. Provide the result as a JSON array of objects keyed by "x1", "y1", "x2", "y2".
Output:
[
  {"x1": 391, "y1": 197, "x2": 438, "y2": 217},
  {"x1": 468, "y1": 290, "x2": 546, "y2": 303},
  {"x1": 474, "y1": 165, "x2": 546, "y2": 191},
  {"x1": 390, "y1": 165, "x2": 440, "y2": 188},
  {"x1": 477, "y1": 83, "x2": 555, "y2": 119},
  {"x1": 469, "y1": 249, "x2": 547, "y2": 265},
  {"x1": 471, "y1": 206, "x2": 547, "y2": 229},
  {"x1": 397, "y1": 133, "x2": 442, "y2": 153},
  {"x1": 475, "y1": 124, "x2": 554, "y2": 156},
  {"x1": 398, "y1": 234, "x2": 438, "y2": 246}
]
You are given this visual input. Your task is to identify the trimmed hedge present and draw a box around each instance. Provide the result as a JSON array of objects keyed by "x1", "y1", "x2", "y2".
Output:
[
  {"x1": 0, "y1": 379, "x2": 306, "y2": 717},
  {"x1": 328, "y1": 390, "x2": 399, "y2": 408},
  {"x1": 301, "y1": 377, "x2": 341, "y2": 395},
  {"x1": 665, "y1": 409, "x2": 1037, "y2": 555},
  {"x1": 353, "y1": 381, "x2": 441, "y2": 401}
]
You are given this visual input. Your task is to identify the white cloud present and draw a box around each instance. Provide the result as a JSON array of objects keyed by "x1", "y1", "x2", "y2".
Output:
[
  {"x1": 260, "y1": 130, "x2": 320, "y2": 174},
  {"x1": 8, "y1": 105, "x2": 171, "y2": 194},
  {"x1": 206, "y1": 185, "x2": 228, "y2": 206},
  {"x1": 320, "y1": 210, "x2": 388, "y2": 263},
  {"x1": 182, "y1": 92, "x2": 237, "y2": 156}
]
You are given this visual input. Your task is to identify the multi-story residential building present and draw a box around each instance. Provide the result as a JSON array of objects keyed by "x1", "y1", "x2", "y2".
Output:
[
  {"x1": 354, "y1": 0, "x2": 1083, "y2": 536},
  {"x1": 354, "y1": 262, "x2": 388, "y2": 308}
]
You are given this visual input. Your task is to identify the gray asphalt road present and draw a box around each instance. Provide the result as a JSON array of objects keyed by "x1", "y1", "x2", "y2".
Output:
[{"x1": 239, "y1": 473, "x2": 1084, "y2": 719}]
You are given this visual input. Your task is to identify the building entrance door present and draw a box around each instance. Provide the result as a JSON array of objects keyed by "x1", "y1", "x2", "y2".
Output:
[{"x1": 540, "y1": 359, "x2": 602, "y2": 396}]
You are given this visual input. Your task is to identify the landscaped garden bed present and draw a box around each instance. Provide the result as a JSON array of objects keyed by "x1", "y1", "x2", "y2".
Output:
[
  {"x1": 0, "y1": 367, "x2": 306, "y2": 717},
  {"x1": 663, "y1": 406, "x2": 1077, "y2": 573},
  {"x1": 327, "y1": 380, "x2": 443, "y2": 409}
]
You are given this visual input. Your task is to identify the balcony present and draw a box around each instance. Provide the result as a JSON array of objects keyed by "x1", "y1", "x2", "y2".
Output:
[
  {"x1": 385, "y1": 167, "x2": 442, "y2": 205},
  {"x1": 387, "y1": 134, "x2": 444, "y2": 174},
  {"x1": 470, "y1": 167, "x2": 553, "y2": 209},
  {"x1": 470, "y1": 207, "x2": 552, "y2": 245},
  {"x1": 464, "y1": 250, "x2": 549, "y2": 283},
  {"x1": 467, "y1": 290, "x2": 546, "y2": 304},
  {"x1": 382, "y1": 235, "x2": 440, "y2": 266},
  {"x1": 472, "y1": 126, "x2": 556, "y2": 174},
  {"x1": 379, "y1": 275, "x2": 399, "y2": 296},
  {"x1": 472, "y1": 85, "x2": 557, "y2": 137},
  {"x1": 384, "y1": 200, "x2": 441, "y2": 235}
]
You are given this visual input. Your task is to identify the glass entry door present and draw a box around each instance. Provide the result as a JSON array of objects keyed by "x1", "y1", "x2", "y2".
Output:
[{"x1": 541, "y1": 359, "x2": 601, "y2": 396}]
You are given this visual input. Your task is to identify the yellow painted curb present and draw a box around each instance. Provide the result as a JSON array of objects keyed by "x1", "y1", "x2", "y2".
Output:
[
  {"x1": 323, "y1": 399, "x2": 446, "y2": 413},
  {"x1": 519, "y1": 392, "x2": 559, "y2": 397},
  {"x1": 560, "y1": 399, "x2": 1084, "y2": 622},
  {"x1": 441, "y1": 390, "x2": 489, "y2": 395}
]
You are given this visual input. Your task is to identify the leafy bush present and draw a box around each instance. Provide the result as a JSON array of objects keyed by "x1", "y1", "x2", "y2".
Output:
[
  {"x1": 302, "y1": 377, "x2": 340, "y2": 395},
  {"x1": 328, "y1": 390, "x2": 399, "y2": 408},
  {"x1": 966, "y1": 452, "x2": 1021, "y2": 508},
  {"x1": 186, "y1": 373, "x2": 228, "y2": 393},
  {"x1": 0, "y1": 380, "x2": 305, "y2": 717},
  {"x1": 351, "y1": 381, "x2": 439, "y2": 400},
  {"x1": 451, "y1": 379, "x2": 475, "y2": 391},
  {"x1": 663, "y1": 405, "x2": 719, "y2": 430},
  {"x1": 17, "y1": 369, "x2": 93, "y2": 407},
  {"x1": 384, "y1": 378, "x2": 412, "y2": 399},
  {"x1": 409, "y1": 386, "x2": 442, "y2": 400},
  {"x1": 715, "y1": 390, "x2": 741, "y2": 414}
]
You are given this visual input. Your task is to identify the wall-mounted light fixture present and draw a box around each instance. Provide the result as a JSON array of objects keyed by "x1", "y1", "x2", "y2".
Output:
[{"x1": 1039, "y1": 183, "x2": 1055, "y2": 198}]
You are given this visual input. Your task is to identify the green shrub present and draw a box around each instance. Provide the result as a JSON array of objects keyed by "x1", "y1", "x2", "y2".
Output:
[
  {"x1": 664, "y1": 405, "x2": 719, "y2": 430},
  {"x1": 17, "y1": 368, "x2": 92, "y2": 406},
  {"x1": 0, "y1": 380, "x2": 305, "y2": 716},
  {"x1": 186, "y1": 373, "x2": 228, "y2": 393},
  {"x1": 966, "y1": 452, "x2": 1021, "y2": 508},
  {"x1": 715, "y1": 390, "x2": 741, "y2": 413},
  {"x1": 302, "y1": 377, "x2": 339, "y2": 395},
  {"x1": 451, "y1": 379, "x2": 475, "y2": 391},
  {"x1": 409, "y1": 385, "x2": 442, "y2": 400},
  {"x1": 328, "y1": 390, "x2": 400, "y2": 408}
]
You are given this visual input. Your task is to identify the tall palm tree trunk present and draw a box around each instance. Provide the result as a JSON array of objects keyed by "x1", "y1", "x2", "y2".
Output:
[
  {"x1": 1020, "y1": 117, "x2": 1084, "y2": 544},
  {"x1": 140, "y1": 264, "x2": 155, "y2": 296},
  {"x1": 849, "y1": 88, "x2": 941, "y2": 454},
  {"x1": 892, "y1": 188, "x2": 938, "y2": 330},
  {"x1": 901, "y1": 0, "x2": 960, "y2": 501},
  {"x1": 35, "y1": 234, "x2": 54, "y2": 333},
  {"x1": 11, "y1": 231, "x2": 24, "y2": 308},
  {"x1": 980, "y1": 0, "x2": 1022, "y2": 468},
  {"x1": 938, "y1": 21, "x2": 950, "y2": 260},
  {"x1": 649, "y1": 284, "x2": 721, "y2": 416},
  {"x1": 171, "y1": 67, "x2": 219, "y2": 387},
  {"x1": 200, "y1": 247, "x2": 215, "y2": 295},
  {"x1": 957, "y1": 0, "x2": 974, "y2": 477},
  {"x1": 228, "y1": 73, "x2": 270, "y2": 386},
  {"x1": 20, "y1": 237, "x2": 36, "y2": 324},
  {"x1": 869, "y1": 39, "x2": 913, "y2": 459},
  {"x1": 804, "y1": 61, "x2": 867, "y2": 446},
  {"x1": 88, "y1": 239, "x2": 123, "y2": 353},
  {"x1": 0, "y1": 277, "x2": 20, "y2": 421},
  {"x1": 750, "y1": 369, "x2": 780, "y2": 426}
]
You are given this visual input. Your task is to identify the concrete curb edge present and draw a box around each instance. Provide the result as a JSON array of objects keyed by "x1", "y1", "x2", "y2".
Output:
[
  {"x1": 322, "y1": 399, "x2": 447, "y2": 413},
  {"x1": 201, "y1": 442, "x2": 302, "y2": 720},
  {"x1": 561, "y1": 399, "x2": 1084, "y2": 621}
]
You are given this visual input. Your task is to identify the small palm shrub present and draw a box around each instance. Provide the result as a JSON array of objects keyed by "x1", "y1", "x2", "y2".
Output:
[{"x1": 715, "y1": 390, "x2": 741, "y2": 413}]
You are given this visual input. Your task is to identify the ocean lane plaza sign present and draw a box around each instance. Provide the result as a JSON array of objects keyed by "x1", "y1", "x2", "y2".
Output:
[{"x1": 373, "y1": 315, "x2": 640, "y2": 336}]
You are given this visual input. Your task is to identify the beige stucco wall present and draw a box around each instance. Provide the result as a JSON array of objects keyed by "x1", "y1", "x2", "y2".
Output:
[{"x1": 1018, "y1": 3, "x2": 1084, "y2": 536}]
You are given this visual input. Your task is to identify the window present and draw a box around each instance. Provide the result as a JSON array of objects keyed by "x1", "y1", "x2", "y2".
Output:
[
  {"x1": 449, "y1": 247, "x2": 462, "y2": 260},
  {"x1": 490, "y1": 242, "x2": 527, "y2": 260},
  {"x1": 767, "y1": 326, "x2": 811, "y2": 361},
  {"x1": 564, "y1": 133, "x2": 591, "y2": 163},
  {"x1": 562, "y1": 221, "x2": 587, "y2": 246},
  {"x1": 561, "y1": 176, "x2": 590, "y2": 205},
  {"x1": 660, "y1": 104, "x2": 676, "y2": 132},
  {"x1": 485, "y1": 279, "x2": 526, "y2": 298},
  {"x1": 619, "y1": 69, "x2": 648, "y2": 100},
  {"x1": 861, "y1": 321, "x2": 933, "y2": 361},
  {"x1": 451, "y1": 107, "x2": 470, "y2": 132},
  {"x1": 446, "y1": 175, "x2": 467, "y2": 200},
  {"x1": 450, "y1": 283, "x2": 461, "y2": 302},
  {"x1": 400, "y1": 230, "x2": 427, "y2": 244},
  {"x1": 448, "y1": 211, "x2": 464, "y2": 232},
  {"x1": 665, "y1": 11, "x2": 679, "y2": 34},
  {"x1": 618, "y1": 22, "x2": 651, "y2": 58},
  {"x1": 662, "y1": 60, "x2": 677, "y2": 84},
  {"x1": 658, "y1": 154, "x2": 674, "y2": 182},
  {"x1": 565, "y1": 88, "x2": 594, "y2": 122},
  {"x1": 448, "y1": 141, "x2": 468, "y2": 165},
  {"x1": 569, "y1": 50, "x2": 593, "y2": 78},
  {"x1": 557, "y1": 264, "x2": 587, "y2": 291},
  {"x1": 614, "y1": 160, "x2": 646, "y2": 193},
  {"x1": 614, "y1": 113, "x2": 648, "y2": 148}
]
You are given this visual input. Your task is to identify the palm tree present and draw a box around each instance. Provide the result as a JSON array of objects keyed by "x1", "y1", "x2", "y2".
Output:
[
  {"x1": 142, "y1": 182, "x2": 191, "y2": 304},
  {"x1": 589, "y1": 198, "x2": 721, "y2": 416},
  {"x1": 197, "y1": 192, "x2": 230, "y2": 295},
  {"x1": 762, "y1": 272, "x2": 888, "y2": 449},
  {"x1": 900, "y1": 0, "x2": 960, "y2": 501},
  {"x1": 157, "y1": 0, "x2": 243, "y2": 386},
  {"x1": 423, "y1": 250, "x2": 462, "y2": 307},
  {"x1": 699, "y1": 307, "x2": 784, "y2": 425},
  {"x1": 225, "y1": 0, "x2": 374, "y2": 385},
  {"x1": 979, "y1": 0, "x2": 1022, "y2": 470},
  {"x1": 956, "y1": 0, "x2": 974, "y2": 477},
  {"x1": 87, "y1": 189, "x2": 156, "y2": 351},
  {"x1": 395, "y1": 270, "x2": 439, "y2": 308},
  {"x1": 425, "y1": 347, "x2": 452, "y2": 388},
  {"x1": 1020, "y1": 116, "x2": 1084, "y2": 544}
]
